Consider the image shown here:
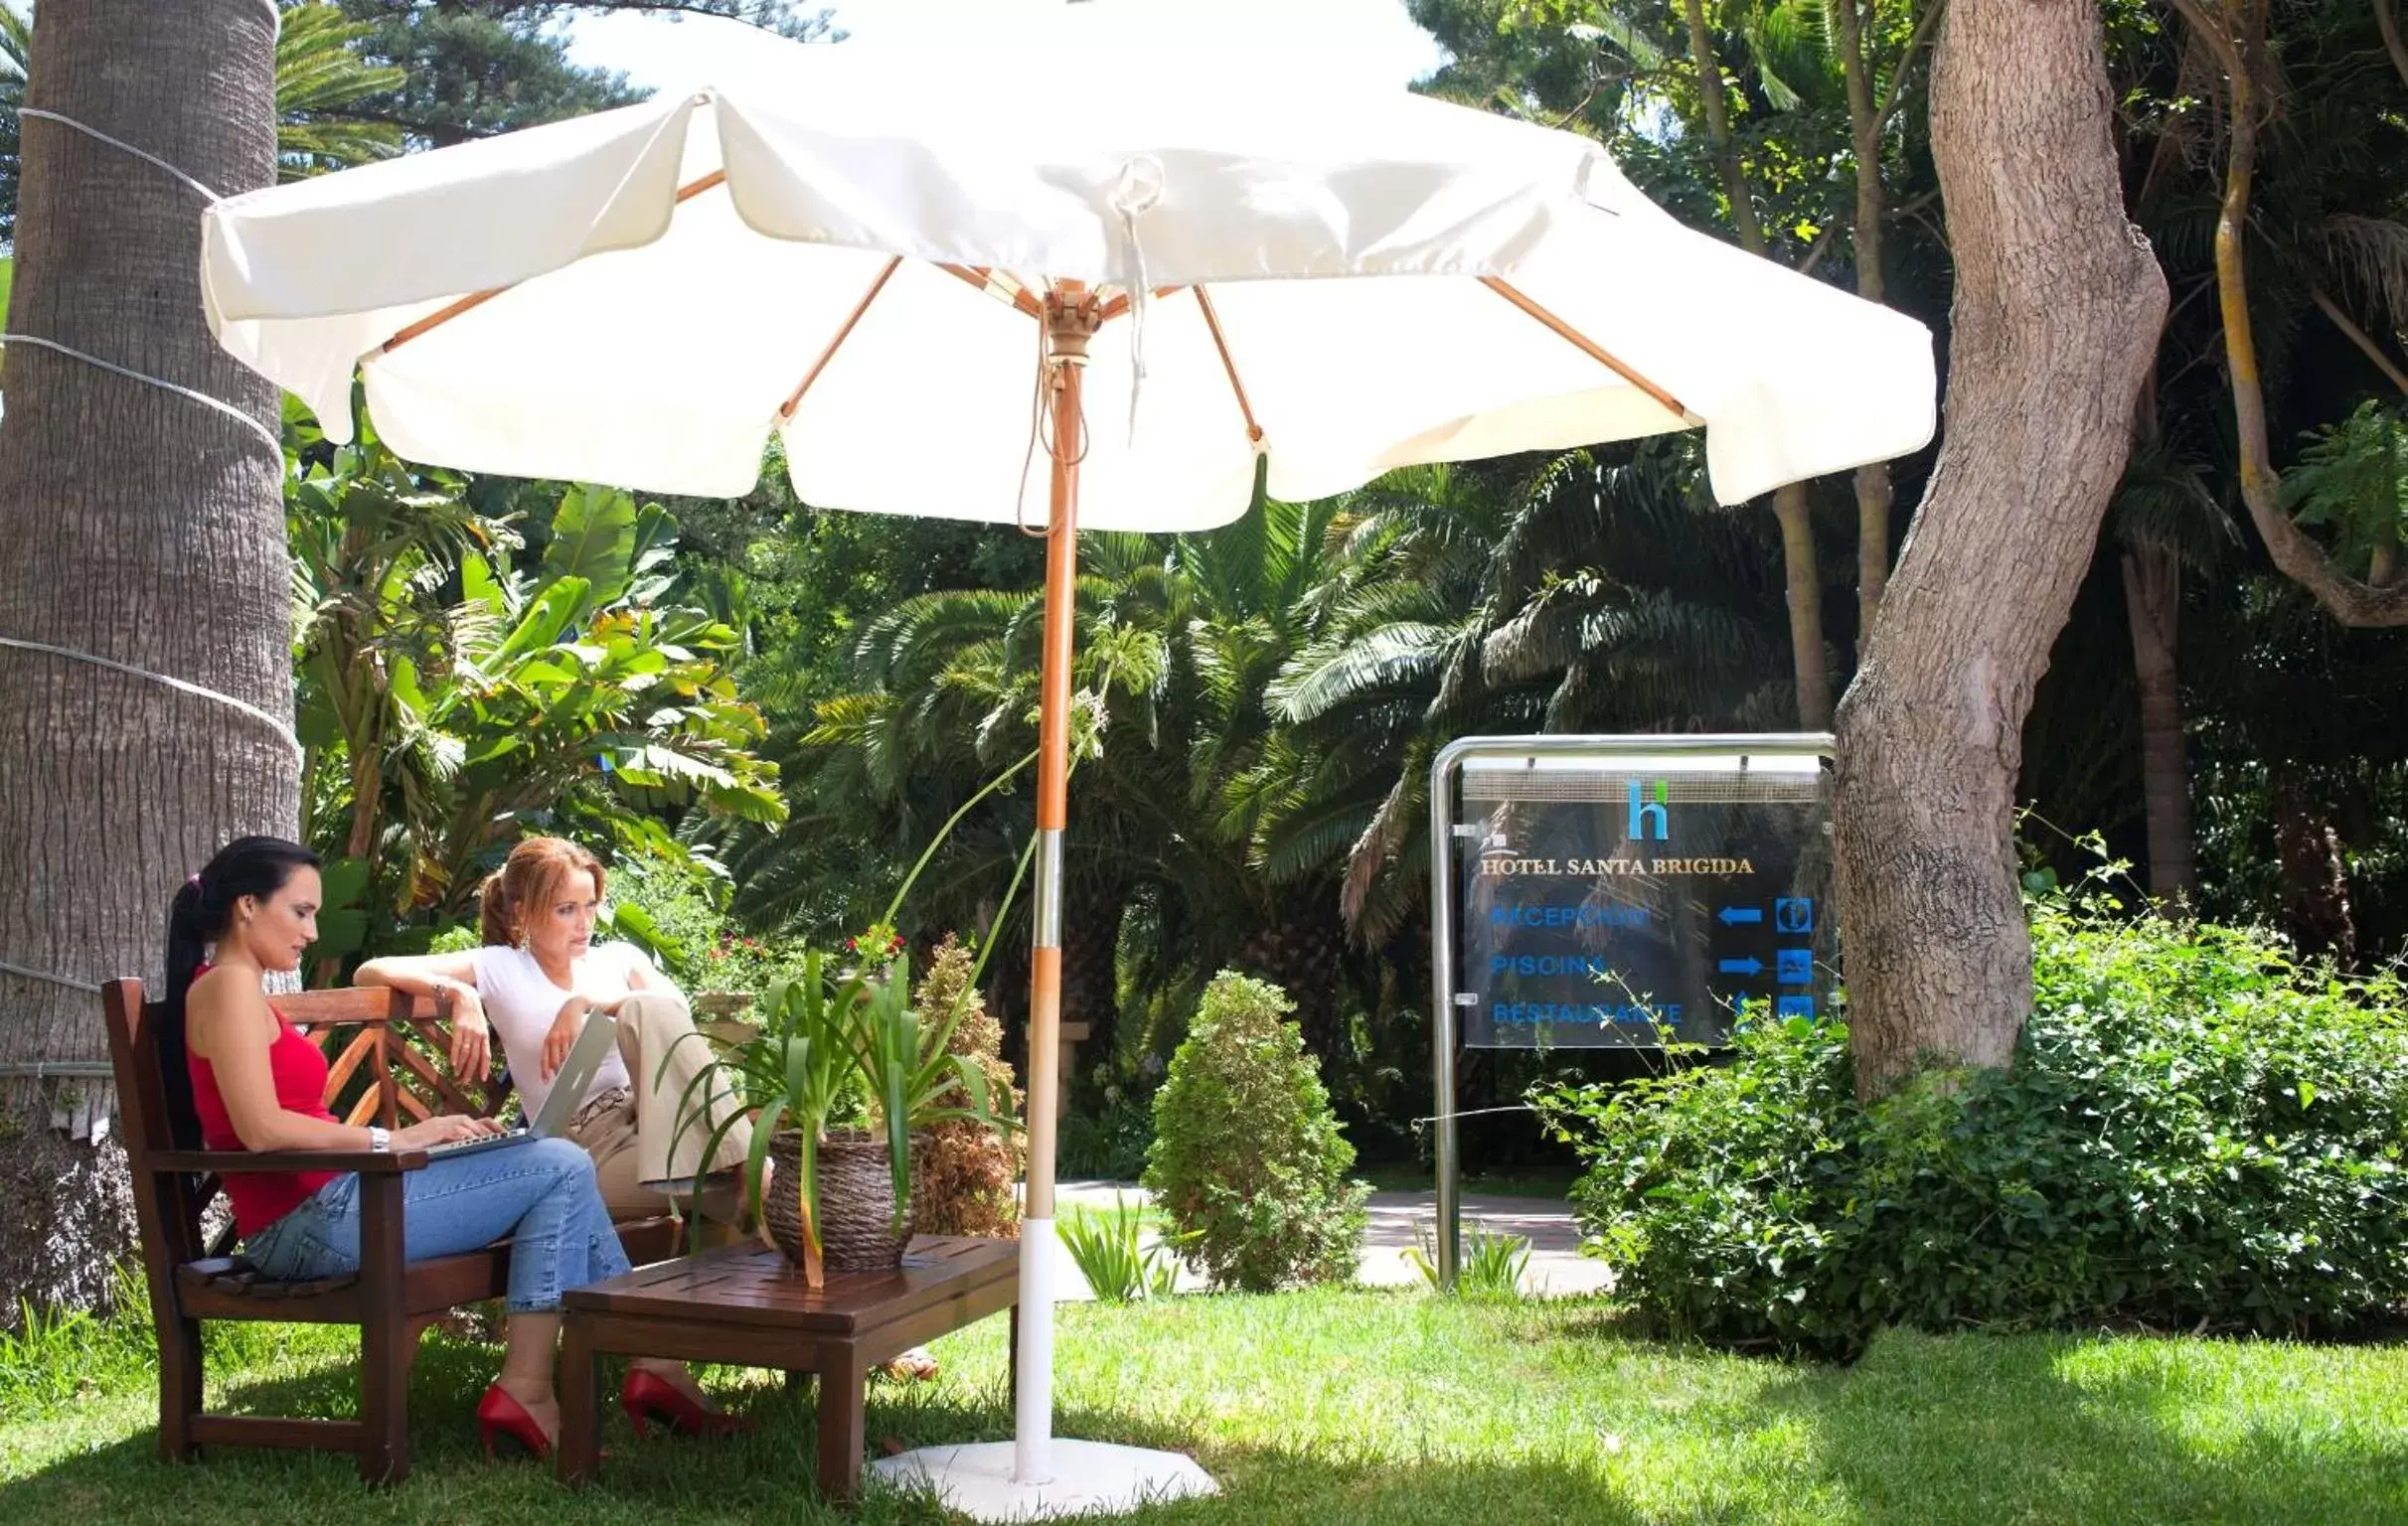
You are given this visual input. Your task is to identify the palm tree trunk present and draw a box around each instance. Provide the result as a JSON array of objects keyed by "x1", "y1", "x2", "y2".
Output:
[
  {"x1": 2272, "y1": 774, "x2": 2356, "y2": 964},
  {"x1": 1833, "y1": 0, "x2": 1899, "y2": 648},
  {"x1": 1680, "y1": 0, "x2": 1832, "y2": 725},
  {"x1": 2120, "y1": 543, "x2": 2195, "y2": 903},
  {"x1": 1059, "y1": 892, "x2": 1121, "y2": 1084},
  {"x1": 1833, "y1": 0, "x2": 2166, "y2": 1098},
  {"x1": 0, "y1": 0, "x2": 287, "y2": 1317},
  {"x1": 1237, "y1": 879, "x2": 1350, "y2": 1067},
  {"x1": 1773, "y1": 486, "x2": 1832, "y2": 727}
]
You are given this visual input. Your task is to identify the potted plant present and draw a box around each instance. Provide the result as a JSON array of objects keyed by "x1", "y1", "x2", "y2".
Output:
[
  {"x1": 843, "y1": 940, "x2": 1014, "y2": 1246},
  {"x1": 671, "y1": 949, "x2": 859, "y2": 1287},
  {"x1": 670, "y1": 942, "x2": 1016, "y2": 1287},
  {"x1": 669, "y1": 750, "x2": 1037, "y2": 1285}
]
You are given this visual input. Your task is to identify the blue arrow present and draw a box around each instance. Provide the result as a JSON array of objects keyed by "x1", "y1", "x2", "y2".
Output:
[
  {"x1": 1717, "y1": 906, "x2": 1762, "y2": 926},
  {"x1": 1718, "y1": 957, "x2": 1764, "y2": 977}
]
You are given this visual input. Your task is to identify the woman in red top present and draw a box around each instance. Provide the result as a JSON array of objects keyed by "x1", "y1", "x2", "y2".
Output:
[{"x1": 172, "y1": 837, "x2": 738, "y2": 1457}]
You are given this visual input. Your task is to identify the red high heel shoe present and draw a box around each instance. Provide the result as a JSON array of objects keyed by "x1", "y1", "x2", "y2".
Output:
[
  {"x1": 620, "y1": 1367, "x2": 754, "y2": 1439},
  {"x1": 476, "y1": 1382, "x2": 557, "y2": 1460}
]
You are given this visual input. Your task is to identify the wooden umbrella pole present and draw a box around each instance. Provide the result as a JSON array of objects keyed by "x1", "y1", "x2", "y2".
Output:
[
  {"x1": 1016, "y1": 280, "x2": 1099, "y2": 1485},
  {"x1": 1026, "y1": 281, "x2": 1100, "y2": 1220}
]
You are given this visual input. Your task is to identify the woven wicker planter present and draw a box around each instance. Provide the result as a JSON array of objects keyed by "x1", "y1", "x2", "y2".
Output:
[{"x1": 763, "y1": 1128, "x2": 919, "y2": 1280}]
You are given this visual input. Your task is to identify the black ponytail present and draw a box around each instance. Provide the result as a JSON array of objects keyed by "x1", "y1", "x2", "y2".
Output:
[{"x1": 159, "y1": 836, "x2": 321, "y2": 1146}]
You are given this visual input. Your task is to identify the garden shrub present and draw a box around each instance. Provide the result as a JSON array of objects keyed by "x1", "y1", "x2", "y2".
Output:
[
  {"x1": 425, "y1": 922, "x2": 480, "y2": 956},
  {"x1": 1143, "y1": 970, "x2": 1369, "y2": 1292},
  {"x1": 602, "y1": 847, "x2": 727, "y2": 986},
  {"x1": 909, "y1": 936, "x2": 1023, "y2": 1239},
  {"x1": 1536, "y1": 892, "x2": 2408, "y2": 1354}
]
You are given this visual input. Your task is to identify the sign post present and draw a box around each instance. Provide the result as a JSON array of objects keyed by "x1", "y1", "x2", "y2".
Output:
[{"x1": 1426, "y1": 733, "x2": 1836, "y2": 1288}]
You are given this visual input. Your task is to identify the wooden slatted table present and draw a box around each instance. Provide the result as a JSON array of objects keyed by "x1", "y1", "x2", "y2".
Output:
[{"x1": 558, "y1": 1236, "x2": 1019, "y2": 1500}]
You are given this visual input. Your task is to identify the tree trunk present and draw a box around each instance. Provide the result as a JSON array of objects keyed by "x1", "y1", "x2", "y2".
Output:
[
  {"x1": 1059, "y1": 890, "x2": 1121, "y2": 1077},
  {"x1": 2120, "y1": 543, "x2": 2196, "y2": 904},
  {"x1": 2173, "y1": 0, "x2": 2408, "y2": 624},
  {"x1": 1834, "y1": 0, "x2": 1898, "y2": 649},
  {"x1": 2379, "y1": 0, "x2": 2408, "y2": 92},
  {"x1": 1773, "y1": 485, "x2": 1833, "y2": 727},
  {"x1": 1236, "y1": 879, "x2": 1349, "y2": 1067},
  {"x1": 1833, "y1": 0, "x2": 2166, "y2": 1098},
  {"x1": 2272, "y1": 774, "x2": 2356, "y2": 964},
  {"x1": 0, "y1": 0, "x2": 288, "y2": 1317},
  {"x1": 1681, "y1": 0, "x2": 1833, "y2": 725}
]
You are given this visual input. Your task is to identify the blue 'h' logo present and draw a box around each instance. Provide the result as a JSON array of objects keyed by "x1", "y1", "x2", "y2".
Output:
[{"x1": 1627, "y1": 779, "x2": 1669, "y2": 841}]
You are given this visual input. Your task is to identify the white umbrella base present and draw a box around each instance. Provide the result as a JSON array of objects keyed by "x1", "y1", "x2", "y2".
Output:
[{"x1": 870, "y1": 1440, "x2": 1216, "y2": 1521}]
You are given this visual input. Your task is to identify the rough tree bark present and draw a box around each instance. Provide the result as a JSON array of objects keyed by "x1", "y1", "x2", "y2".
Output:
[
  {"x1": 2120, "y1": 541, "x2": 2196, "y2": 903},
  {"x1": 1680, "y1": 0, "x2": 1832, "y2": 727},
  {"x1": 0, "y1": 0, "x2": 290, "y2": 1317},
  {"x1": 1833, "y1": 0, "x2": 2166, "y2": 1098}
]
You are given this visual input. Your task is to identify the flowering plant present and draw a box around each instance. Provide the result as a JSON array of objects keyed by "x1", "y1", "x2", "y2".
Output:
[
  {"x1": 844, "y1": 922, "x2": 906, "y2": 970},
  {"x1": 695, "y1": 930, "x2": 787, "y2": 995}
]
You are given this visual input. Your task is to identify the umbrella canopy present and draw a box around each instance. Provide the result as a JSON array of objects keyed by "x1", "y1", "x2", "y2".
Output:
[{"x1": 204, "y1": 60, "x2": 1932, "y2": 530}]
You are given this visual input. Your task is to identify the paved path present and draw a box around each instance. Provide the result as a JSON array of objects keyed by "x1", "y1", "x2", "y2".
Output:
[{"x1": 1045, "y1": 1181, "x2": 1613, "y2": 1300}]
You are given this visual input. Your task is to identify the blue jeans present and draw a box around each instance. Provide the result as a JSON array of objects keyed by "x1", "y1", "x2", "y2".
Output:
[{"x1": 243, "y1": 1136, "x2": 631, "y2": 1313}]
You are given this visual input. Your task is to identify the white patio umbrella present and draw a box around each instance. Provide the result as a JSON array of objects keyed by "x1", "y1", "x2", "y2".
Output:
[{"x1": 202, "y1": 36, "x2": 1933, "y2": 1521}]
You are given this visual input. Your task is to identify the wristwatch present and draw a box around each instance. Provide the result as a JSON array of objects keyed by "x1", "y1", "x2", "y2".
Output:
[{"x1": 366, "y1": 1126, "x2": 391, "y2": 1152}]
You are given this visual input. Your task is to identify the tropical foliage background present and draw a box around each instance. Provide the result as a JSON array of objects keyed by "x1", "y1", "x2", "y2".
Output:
[{"x1": 4, "y1": 0, "x2": 2404, "y2": 1171}]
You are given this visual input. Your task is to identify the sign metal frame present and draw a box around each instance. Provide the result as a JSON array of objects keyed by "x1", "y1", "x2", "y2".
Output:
[{"x1": 1426, "y1": 731, "x2": 1836, "y2": 1289}]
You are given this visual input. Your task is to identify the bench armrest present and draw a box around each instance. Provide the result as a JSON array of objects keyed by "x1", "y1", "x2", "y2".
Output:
[{"x1": 151, "y1": 1147, "x2": 430, "y2": 1174}]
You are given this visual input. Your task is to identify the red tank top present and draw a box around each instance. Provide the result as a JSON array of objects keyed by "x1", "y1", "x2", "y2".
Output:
[{"x1": 185, "y1": 970, "x2": 340, "y2": 1237}]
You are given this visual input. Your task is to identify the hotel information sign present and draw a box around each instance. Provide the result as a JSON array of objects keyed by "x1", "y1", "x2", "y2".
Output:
[{"x1": 1452, "y1": 744, "x2": 1834, "y2": 1048}]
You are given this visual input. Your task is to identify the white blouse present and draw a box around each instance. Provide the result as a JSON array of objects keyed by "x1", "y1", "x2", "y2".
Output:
[{"x1": 470, "y1": 942, "x2": 647, "y2": 1121}]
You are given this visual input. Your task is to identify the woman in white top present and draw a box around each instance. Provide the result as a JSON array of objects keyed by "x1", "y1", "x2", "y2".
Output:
[
  {"x1": 358, "y1": 836, "x2": 758, "y2": 1436},
  {"x1": 357, "y1": 837, "x2": 753, "y2": 1227}
]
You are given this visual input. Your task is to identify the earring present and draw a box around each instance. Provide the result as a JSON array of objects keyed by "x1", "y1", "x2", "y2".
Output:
[{"x1": 515, "y1": 928, "x2": 529, "y2": 952}]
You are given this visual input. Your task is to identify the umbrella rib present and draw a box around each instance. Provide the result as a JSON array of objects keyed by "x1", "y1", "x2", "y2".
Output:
[
  {"x1": 1479, "y1": 276, "x2": 1687, "y2": 420},
  {"x1": 376, "y1": 170, "x2": 730, "y2": 357},
  {"x1": 1096, "y1": 286, "x2": 1182, "y2": 322},
  {"x1": 1192, "y1": 286, "x2": 1264, "y2": 444},
  {"x1": 778, "y1": 254, "x2": 903, "y2": 420},
  {"x1": 935, "y1": 263, "x2": 1044, "y2": 318}
]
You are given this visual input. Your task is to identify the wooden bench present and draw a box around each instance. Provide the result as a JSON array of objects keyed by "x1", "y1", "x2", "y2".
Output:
[
  {"x1": 101, "y1": 979, "x2": 683, "y2": 1485},
  {"x1": 557, "y1": 1236, "x2": 1020, "y2": 1501}
]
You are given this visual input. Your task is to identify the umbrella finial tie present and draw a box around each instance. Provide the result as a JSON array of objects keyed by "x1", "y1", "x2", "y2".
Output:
[
  {"x1": 1109, "y1": 156, "x2": 1166, "y2": 444},
  {"x1": 1013, "y1": 289, "x2": 1103, "y2": 536}
]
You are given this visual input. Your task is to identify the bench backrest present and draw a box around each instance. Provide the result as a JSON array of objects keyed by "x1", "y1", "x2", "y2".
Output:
[
  {"x1": 99, "y1": 980, "x2": 514, "y2": 1269},
  {"x1": 280, "y1": 987, "x2": 510, "y2": 1128},
  {"x1": 103, "y1": 979, "x2": 213, "y2": 1272}
]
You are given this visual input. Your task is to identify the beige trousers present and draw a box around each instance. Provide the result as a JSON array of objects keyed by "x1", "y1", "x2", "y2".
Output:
[{"x1": 562, "y1": 991, "x2": 752, "y2": 1226}]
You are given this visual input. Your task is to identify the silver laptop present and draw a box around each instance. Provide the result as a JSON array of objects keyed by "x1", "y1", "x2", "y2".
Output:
[{"x1": 425, "y1": 1009, "x2": 619, "y2": 1158}]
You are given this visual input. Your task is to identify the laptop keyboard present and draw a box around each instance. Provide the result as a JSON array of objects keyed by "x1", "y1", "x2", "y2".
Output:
[{"x1": 426, "y1": 1126, "x2": 529, "y2": 1155}]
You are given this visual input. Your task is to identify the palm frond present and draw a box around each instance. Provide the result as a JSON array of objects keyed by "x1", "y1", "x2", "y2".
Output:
[
  {"x1": 2317, "y1": 216, "x2": 2408, "y2": 338},
  {"x1": 1270, "y1": 622, "x2": 1459, "y2": 722}
]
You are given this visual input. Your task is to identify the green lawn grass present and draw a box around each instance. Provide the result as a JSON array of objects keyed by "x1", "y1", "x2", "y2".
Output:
[{"x1": 5, "y1": 1288, "x2": 2406, "y2": 1524}]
